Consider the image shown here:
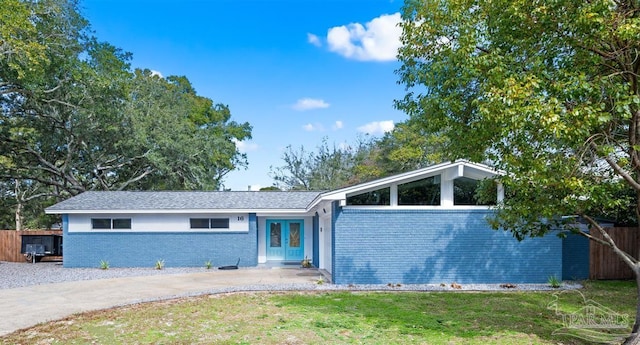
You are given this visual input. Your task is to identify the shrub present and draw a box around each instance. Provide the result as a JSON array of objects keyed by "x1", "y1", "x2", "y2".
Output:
[{"x1": 548, "y1": 275, "x2": 562, "y2": 288}]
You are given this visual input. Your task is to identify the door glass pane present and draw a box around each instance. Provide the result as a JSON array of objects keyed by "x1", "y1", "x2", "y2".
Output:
[
  {"x1": 289, "y1": 223, "x2": 300, "y2": 248},
  {"x1": 270, "y1": 223, "x2": 281, "y2": 247}
]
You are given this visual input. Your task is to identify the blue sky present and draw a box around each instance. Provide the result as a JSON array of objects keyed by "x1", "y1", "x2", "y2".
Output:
[{"x1": 82, "y1": 0, "x2": 408, "y2": 191}]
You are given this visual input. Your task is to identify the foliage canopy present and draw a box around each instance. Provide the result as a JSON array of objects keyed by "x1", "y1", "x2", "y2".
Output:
[
  {"x1": 397, "y1": 0, "x2": 639, "y2": 240},
  {"x1": 396, "y1": 0, "x2": 640, "y2": 340},
  {"x1": 0, "y1": 0, "x2": 251, "y2": 228}
]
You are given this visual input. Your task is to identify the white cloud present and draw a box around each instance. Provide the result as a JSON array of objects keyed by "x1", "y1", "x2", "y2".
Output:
[
  {"x1": 333, "y1": 120, "x2": 344, "y2": 130},
  {"x1": 292, "y1": 98, "x2": 330, "y2": 111},
  {"x1": 150, "y1": 70, "x2": 164, "y2": 78},
  {"x1": 357, "y1": 120, "x2": 395, "y2": 135},
  {"x1": 232, "y1": 138, "x2": 259, "y2": 153},
  {"x1": 303, "y1": 123, "x2": 324, "y2": 132},
  {"x1": 307, "y1": 33, "x2": 321, "y2": 47},
  {"x1": 326, "y1": 13, "x2": 402, "y2": 62}
]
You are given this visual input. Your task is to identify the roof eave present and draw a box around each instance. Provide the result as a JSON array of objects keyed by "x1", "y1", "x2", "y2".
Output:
[{"x1": 45, "y1": 208, "x2": 310, "y2": 215}]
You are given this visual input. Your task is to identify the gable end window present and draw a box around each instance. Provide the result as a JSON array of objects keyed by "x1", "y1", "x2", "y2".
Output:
[
  {"x1": 92, "y1": 218, "x2": 131, "y2": 230},
  {"x1": 190, "y1": 218, "x2": 230, "y2": 229},
  {"x1": 346, "y1": 187, "x2": 390, "y2": 206},
  {"x1": 454, "y1": 177, "x2": 496, "y2": 206},
  {"x1": 398, "y1": 175, "x2": 441, "y2": 206}
]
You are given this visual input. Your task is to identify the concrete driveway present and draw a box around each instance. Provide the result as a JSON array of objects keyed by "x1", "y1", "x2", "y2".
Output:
[{"x1": 0, "y1": 268, "x2": 323, "y2": 336}]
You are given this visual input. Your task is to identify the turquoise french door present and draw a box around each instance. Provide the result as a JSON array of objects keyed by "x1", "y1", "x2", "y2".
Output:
[{"x1": 266, "y1": 220, "x2": 304, "y2": 261}]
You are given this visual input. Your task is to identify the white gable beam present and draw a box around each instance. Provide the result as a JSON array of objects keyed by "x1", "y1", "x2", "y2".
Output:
[
  {"x1": 390, "y1": 184, "x2": 398, "y2": 206},
  {"x1": 497, "y1": 182, "x2": 505, "y2": 203},
  {"x1": 441, "y1": 178, "x2": 454, "y2": 206},
  {"x1": 442, "y1": 164, "x2": 464, "y2": 181}
]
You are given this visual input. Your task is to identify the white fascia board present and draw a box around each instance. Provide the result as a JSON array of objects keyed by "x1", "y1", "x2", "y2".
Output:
[
  {"x1": 442, "y1": 161, "x2": 502, "y2": 181},
  {"x1": 306, "y1": 193, "x2": 345, "y2": 209},
  {"x1": 463, "y1": 164, "x2": 503, "y2": 179},
  {"x1": 343, "y1": 205, "x2": 495, "y2": 211},
  {"x1": 250, "y1": 209, "x2": 310, "y2": 215},
  {"x1": 45, "y1": 208, "x2": 309, "y2": 215},
  {"x1": 306, "y1": 200, "x2": 336, "y2": 216},
  {"x1": 305, "y1": 194, "x2": 325, "y2": 212},
  {"x1": 458, "y1": 160, "x2": 505, "y2": 176},
  {"x1": 442, "y1": 164, "x2": 464, "y2": 180},
  {"x1": 256, "y1": 212, "x2": 314, "y2": 217}
]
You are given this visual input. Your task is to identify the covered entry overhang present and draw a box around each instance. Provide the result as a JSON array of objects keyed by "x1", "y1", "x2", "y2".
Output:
[
  {"x1": 256, "y1": 210, "x2": 312, "y2": 265},
  {"x1": 256, "y1": 200, "x2": 335, "y2": 276}
]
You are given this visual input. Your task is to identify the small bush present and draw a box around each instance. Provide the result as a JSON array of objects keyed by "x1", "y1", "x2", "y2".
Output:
[
  {"x1": 155, "y1": 259, "x2": 165, "y2": 270},
  {"x1": 301, "y1": 256, "x2": 312, "y2": 268},
  {"x1": 548, "y1": 275, "x2": 562, "y2": 288},
  {"x1": 99, "y1": 260, "x2": 109, "y2": 270},
  {"x1": 204, "y1": 260, "x2": 212, "y2": 269}
]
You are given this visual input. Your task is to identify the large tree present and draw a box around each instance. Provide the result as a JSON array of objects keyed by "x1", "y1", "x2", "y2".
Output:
[
  {"x1": 270, "y1": 139, "x2": 367, "y2": 190},
  {"x1": 124, "y1": 70, "x2": 251, "y2": 190},
  {"x1": 0, "y1": 0, "x2": 251, "y2": 228},
  {"x1": 270, "y1": 128, "x2": 447, "y2": 191},
  {"x1": 397, "y1": 0, "x2": 640, "y2": 343},
  {"x1": 373, "y1": 120, "x2": 448, "y2": 175}
]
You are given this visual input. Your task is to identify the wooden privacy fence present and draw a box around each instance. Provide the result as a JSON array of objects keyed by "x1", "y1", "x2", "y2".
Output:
[
  {"x1": 0, "y1": 230, "x2": 63, "y2": 262},
  {"x1": 590, "y1": 227, "x2": 639, "y2": 280}
]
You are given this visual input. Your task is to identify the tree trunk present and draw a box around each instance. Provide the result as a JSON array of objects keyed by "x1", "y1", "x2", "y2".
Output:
[
  {"x1": 14, "y1": 179, "x2": 22, "y2": 231},
  {"x1": 623, "y1": 269, "x2": 640, "y2": 345},
  {"x1": 15, "y1": 202, "x2": 22, "y2": 231}
]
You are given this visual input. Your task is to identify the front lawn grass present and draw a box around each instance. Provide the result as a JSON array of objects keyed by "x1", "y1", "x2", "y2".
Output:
[{"x1": 1, "y1": 280, "x2": 635, "y2": 345}]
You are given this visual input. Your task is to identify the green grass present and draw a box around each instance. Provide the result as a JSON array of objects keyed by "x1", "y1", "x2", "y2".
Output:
[{"x1": 1, "y1": 280, "x2": 635, "y2": 345}]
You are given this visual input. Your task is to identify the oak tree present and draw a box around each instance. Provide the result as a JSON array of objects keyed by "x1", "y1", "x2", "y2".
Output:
[{"x1": 0, "y1": 0, "x2": 252, "y2": 228}]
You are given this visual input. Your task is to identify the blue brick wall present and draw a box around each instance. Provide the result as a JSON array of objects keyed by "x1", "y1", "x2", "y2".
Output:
[
  {"x1": 332, "y1": 208, "x2": 562, "y2": 284},
  {"x1": 562, "y1": 233, "x2": 590, "y2": 280},
  {"x1": 63, "y1": 213, "x2": 258, "y2": 268}
]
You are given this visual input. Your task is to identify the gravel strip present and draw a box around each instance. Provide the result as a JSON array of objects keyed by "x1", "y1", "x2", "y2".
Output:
[
  {"x1": 108, "y1": 282, "x2": 584, "y2": 309},
  {"x1": 0, "y1": 261, "x2": 210, "y2": 289},
  {"x1": 0, "y1": 261, "x2": 582, "y2": 292}
]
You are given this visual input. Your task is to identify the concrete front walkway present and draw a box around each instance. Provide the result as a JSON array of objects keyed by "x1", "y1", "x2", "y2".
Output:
[{"x1": 0, "y1": 268, "x2": 323, "y2": 336}]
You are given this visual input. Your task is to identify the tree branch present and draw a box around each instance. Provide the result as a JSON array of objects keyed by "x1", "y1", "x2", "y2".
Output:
[
  {"x1": 41, "y1": 98, "x2": 78, "y2": 109},
  {"x1": 590, "y1": 141, "x2": 640, "y2": 191},
  {"x1": 115, "y1": 167, "x2": 154, "y2": 191},
  {"x1": 581, "y1": 214, "x2": 638, "y2": 266}
]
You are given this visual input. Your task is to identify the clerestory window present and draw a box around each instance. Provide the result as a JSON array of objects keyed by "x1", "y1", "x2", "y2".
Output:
[{"x1": 398, "y1": 175, "x2": 441, "y2": 206}]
